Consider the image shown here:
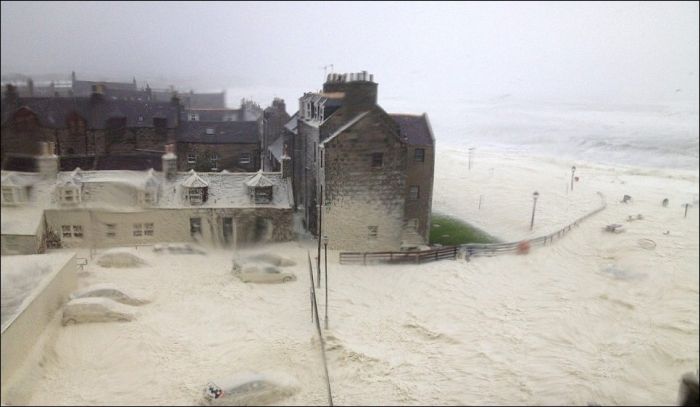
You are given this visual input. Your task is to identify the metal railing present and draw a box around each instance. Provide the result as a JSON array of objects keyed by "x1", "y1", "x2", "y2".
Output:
[{"x1": 340, "y1": 192, "x2": 606, "y2": 264}]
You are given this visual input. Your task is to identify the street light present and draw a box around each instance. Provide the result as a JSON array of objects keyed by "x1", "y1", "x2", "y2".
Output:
[
  {"x1": 322, "y1": 234, "x2": 329, "y2": 329},
  {"x1": 530, "y1": 191, "x2": 539, "y2": 230},
  {"x1": 571, "y1": 166, "x2": 576, "y2": 191}
]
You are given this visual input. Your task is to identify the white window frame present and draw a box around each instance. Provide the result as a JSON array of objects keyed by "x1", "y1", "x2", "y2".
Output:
[
  {"x1": 105, "y1": 223, "x2": 116, "y2": 238},
  {"x1": 187, "y1": 153, "x2": 196, "y2": 164},
  {"x1": 144, "y1": 222, "x2": 154, "y2": 236},
  {"x1": 210, "y1": 153, "x2": 219, "y2": 170},
  {"x1": 188, "y1": 112, "x2": 199, "y2": 121},
  {"x1": 133, "y1": 223, "x2": 143, "y2": 237},
  {"x1": 368, "y1": 226, "x2": 378, "y2": 240},
  {"x1": 239, "y1": 153, "x2": 251, "y2": 165},
  {"x1": 61, "y1": 224, "x2": 83, "y2": 239},
  {"x1": 2, "y1": 187, "x2": 15, "y2": 204},
  {"x1": 187, "y1": 188, "x2": 203, "y2": 205},
  {"x1": 139, "y1": 188, "x2": 158, "y2": 206},
  {"x1": 409, "y1": 185, "x2": 420, "y2": 201},
  {"x1": 60, "y1": 187, "x2": 80, "y2": 204}
]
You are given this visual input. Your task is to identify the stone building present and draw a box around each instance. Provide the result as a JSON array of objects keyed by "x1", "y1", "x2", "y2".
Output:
[
  {"x1": 0, "y1": 143, "x2": 294, "y2": 255},
  {"x1": 1, "y1": 85, "x2": 180, "y2": 171},
  {"x1": 262, "y1": 98, "x2": 291, "y2": 171},
  {"x1": 291, "y1": 72, "x2": 435, "y2": 251},
  {"x1": 176, "y1": 121, "x2": 261, "y2": 172}
]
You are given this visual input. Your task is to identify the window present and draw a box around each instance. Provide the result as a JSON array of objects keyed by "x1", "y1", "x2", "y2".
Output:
[
  {"x1": 409, "y1": 185, "x2": 420, "y2": 201},
  {"x1": 206, "y1": 128, "x2": 215, "y2": 135},
  {"x1": 106, "y1": 224, "x2": 116, "y2": 238},
  {"x1": 187, "y1": 188, "x2": 204, "y2": 205},
  {"x1": 371, "y1": 153, "x2": 383, "y2": 168},
  {"x1": 142, "y1": 190, "x2": 157, "y2": 205},
  {"x1": 414, "y1": 148, "x2": 425, "y2": 162},
  {"x1": 2, "y1": 187, "x2": 14, "y2": 204},
  {"x1": 406, "y1": 218, "x2": 418, "y2": 232},
  {"x1": 144, "y1": 223, "x2": 154, "y2": 236},
  {"x1": 61, "y1": 225, "x2": 83, "y2": 239},
  {"x1": 240, "y1": 153, "x2": 251, "y2": 165},
  {"x1": 190, "y1": 218, "x2": 202, "y2": 236},
  {"x1": 211, "y1": 153, "x2": 219, "y2": 170},
  {"x1": 187, "y1": 153, "x2": 196, "y2": 164},
  {"x1": 60, "y1": 187, "x2": 80, "y2": 204},
  {"x1": 133, "y1": 223, "x2": 143, "y2": 237},
  {"x1": 368, "y1": 226, "x2": 378, "y2": 240},
  {"x1": 188, "y1": 112, "x2": 199, "y2": 121}
]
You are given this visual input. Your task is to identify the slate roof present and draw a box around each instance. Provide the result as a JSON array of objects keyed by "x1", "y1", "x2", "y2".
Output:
[
  {"x1": 176, "y1": 121, "x2": 259, "y2": 144},
  {"x1": 1, "y1": 97, "x2": 179, "y2": 129},
  {"x1": 390, "y1": 114, "x2": 434, "y2": 146}
]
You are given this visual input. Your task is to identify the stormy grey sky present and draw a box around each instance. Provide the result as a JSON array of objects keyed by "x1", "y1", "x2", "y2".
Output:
[{"x1": 1, "y1": 1, "x2": 698, "y2": 107}]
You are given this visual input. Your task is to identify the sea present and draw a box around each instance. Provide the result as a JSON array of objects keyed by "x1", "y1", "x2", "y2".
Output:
[{"x1": 226, "y1": 85, "x2": 699, "y2": 171}]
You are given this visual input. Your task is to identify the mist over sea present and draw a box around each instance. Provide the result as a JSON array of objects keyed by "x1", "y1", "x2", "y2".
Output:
[{"x1": 228, "y1": 85, "x2": 699, "y2": 171}]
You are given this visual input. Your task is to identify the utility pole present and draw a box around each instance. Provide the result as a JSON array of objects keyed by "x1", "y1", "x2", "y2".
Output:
[
  {"x1": 317, "y1": 184, "x2": 322, "y2": 288},
  {"x1": 530, "y1": 191, "x2": 539, "y2": 230},
  {"x1": 323, "y1": 235, "x2": 329, "y2": 329},
  {"x1": 571, "y1": 166, "x2": 576, "y2": 191}
]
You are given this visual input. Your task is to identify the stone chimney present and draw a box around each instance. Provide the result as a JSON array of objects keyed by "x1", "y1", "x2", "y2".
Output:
[
  {"x1": 322, "y1": 70, "x2": 378, "y2": 111},
  {"x1": 281, "y1": 143, "x2": 292, "y2": 178},
  {"x1": 4, "y1": 84, "x2": 19, "y2": 107},
  {"x1": 37, "y1": 142, "x2": 59, "y2": 180},
  {"x1": 170, "y1": 93, "x2": 181, "y2": 127},
  {"x1": 162, "y1": 144, "x2": 178, "y2": 180},
  {"x1": 90, "y1": 84, "x2": 104, "y2": 105}
]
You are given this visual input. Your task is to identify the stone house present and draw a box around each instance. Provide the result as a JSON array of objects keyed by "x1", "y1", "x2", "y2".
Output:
[
  {"x1": 291, "y1": 72, "x2": 435, "y2": 251},
  {"x1": 176, "y1": 121, "x2": 261, "y2": 172},
  {"x1": 0, "y1": 143, "x2": 294, "y2": 254}
]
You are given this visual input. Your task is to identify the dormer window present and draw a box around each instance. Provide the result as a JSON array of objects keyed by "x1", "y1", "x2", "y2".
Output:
[
  {"x1": 244, "y1": 170, "x2": 274, "y2": 204},
  {"x1": 182, "y1": 170, "x2": 209, "y2": 206},
  {"x1": 60, "y1": 186, "x2": 81, "y2": 204},
  {"x1": 2, "y1": 187, "x2": 17, "y2": 205},
  {"x1": 186, "y1": 188, "x2": 205, "y2": 205}
]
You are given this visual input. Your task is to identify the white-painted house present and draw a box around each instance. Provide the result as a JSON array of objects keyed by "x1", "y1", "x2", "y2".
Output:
[{"x1": 1, "y1": 144, "x2": 294, "y2": 254}]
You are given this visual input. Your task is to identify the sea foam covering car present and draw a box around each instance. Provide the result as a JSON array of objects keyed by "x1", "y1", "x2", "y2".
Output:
[
  {"x1": 62, "y1": 297, "x2": 138, "y2": 325},
  {"x1": 231, "y1": 262, "x2": 296, "y2": 284},
  {"x1": 201, "y1": 372, "x2": 299, "y2": 406},
  {"x1": 69, "y1": 283, "x2": 150, "y2": 305}
]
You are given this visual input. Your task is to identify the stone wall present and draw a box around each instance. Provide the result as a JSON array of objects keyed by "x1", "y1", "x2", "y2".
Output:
[
  {"x1": 322, "y1": 109, "x2": 407, "y2": 251},
  {"x1": 404, "y1": 143, "x2": 435, "y2": 242},
  {"x1": 1, "y1": 253, "x2": 77, "y2": 390},
  {"x1": 297, "y1": 120, "x2": 320, "y2": 232}
]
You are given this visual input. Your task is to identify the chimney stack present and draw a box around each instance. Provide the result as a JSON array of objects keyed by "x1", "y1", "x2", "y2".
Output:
[
  {"x1": 281, "y1": 144, "x2": 292, "y2": 178},
  {"x1": 162, "y1": 144, "x2": 178, "y2": 180},
  {"x1": 37, "y1": 142, "x2": 59, "y2": 180}
]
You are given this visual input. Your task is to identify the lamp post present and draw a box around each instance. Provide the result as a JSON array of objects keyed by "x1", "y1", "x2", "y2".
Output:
[
  {"x1": 322, "y1": 234, "x2": 329, "y2": 329},
  {"x1": 570, "y1": 166, "x2": 576, "y2": 191},
  {"x1": 530, "y1": 191, "x2": 539, "y2": 231}
]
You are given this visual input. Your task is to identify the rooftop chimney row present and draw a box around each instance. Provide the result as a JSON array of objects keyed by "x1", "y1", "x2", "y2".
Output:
[{"x1": 325, "y1": 71, "x2": 375, "y2": 83}]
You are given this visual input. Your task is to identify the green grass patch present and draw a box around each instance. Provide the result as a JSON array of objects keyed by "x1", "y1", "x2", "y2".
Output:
[{"x1": 430, "y1": 213, "x2": 499, "y2": 246}]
